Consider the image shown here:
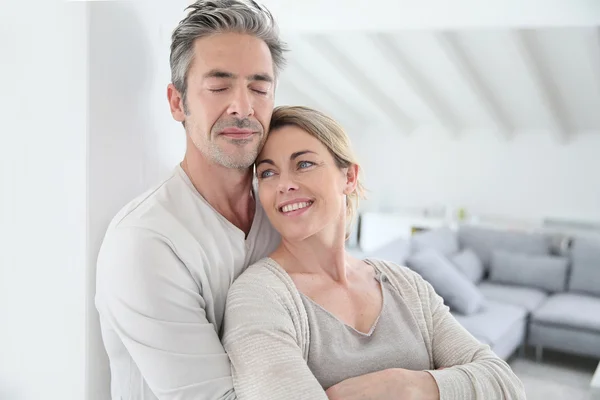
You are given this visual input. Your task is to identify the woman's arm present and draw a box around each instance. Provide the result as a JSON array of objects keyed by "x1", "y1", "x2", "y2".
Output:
[
  {"x1": 221, "y1": 268, "x2": 328, "y2": 400},
  {"x1": 413, "y1": 271, "x2": 527, "y2": 400},
  {"x1": 325, "y1": 367, "x2": 439, "y2": 400}
]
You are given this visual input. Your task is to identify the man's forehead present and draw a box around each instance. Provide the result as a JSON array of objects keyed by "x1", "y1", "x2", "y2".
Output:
[{"x1": 191, "y1": 33, "x2": 274, "y2": 77}]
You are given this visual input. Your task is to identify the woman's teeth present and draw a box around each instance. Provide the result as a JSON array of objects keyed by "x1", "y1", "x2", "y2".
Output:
[{"x1": 281, "y1": 201, "x2": 312, "y2": 213}]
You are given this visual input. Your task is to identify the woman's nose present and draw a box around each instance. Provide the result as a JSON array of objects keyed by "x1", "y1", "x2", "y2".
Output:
[{"x1": 277, "y1": 175, "x2": 299, "y2": 193}]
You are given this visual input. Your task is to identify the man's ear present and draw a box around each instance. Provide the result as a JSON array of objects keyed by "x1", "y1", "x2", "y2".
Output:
[
  {"x1": 344, "y1": 164, "x2": 359, "y2": 195},
  {"x1": 167, "y1": 83, "x2": 186, "y2": 123}
]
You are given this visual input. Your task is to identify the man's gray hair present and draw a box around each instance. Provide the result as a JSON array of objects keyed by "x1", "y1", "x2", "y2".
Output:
[{"x1": 170, "y1": 0, "x2": 288, "y2": 109}]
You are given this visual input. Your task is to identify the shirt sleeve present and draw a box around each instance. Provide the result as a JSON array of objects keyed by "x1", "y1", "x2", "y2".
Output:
[
  {"x1": 95, "y1": 226, "x2": 236, "y2": 400},
  {"x1": 411, "y1": 271, "x2": 527, "y2": 400},
  {"x1": 221, "y1": 269, "x2": 329, "y2": 400}
]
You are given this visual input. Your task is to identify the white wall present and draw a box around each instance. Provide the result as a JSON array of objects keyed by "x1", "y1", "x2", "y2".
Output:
[
  {"x1": 86, "y1": 1, "x2": 189, "y2": 399},
  {"x1": 1, "y1": 1, "x2": 190, "y2": 398},
  {"x1": 351, "y1": 125, "x2": 600, "y2": 223},
  {"x1": 0, "y1": 1, "x2": 88, "y2": 399}
]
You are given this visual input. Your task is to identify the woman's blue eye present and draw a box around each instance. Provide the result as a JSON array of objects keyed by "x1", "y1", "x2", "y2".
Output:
[
  {"x1": 298, "y1": 161, "x2": 314, "y2": 169},
  {"x1": 260, "y1": 170, "x2": 274, "y2": 179}
]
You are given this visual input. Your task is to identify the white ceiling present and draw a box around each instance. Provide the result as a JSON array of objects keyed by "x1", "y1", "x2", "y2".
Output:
[
  {"x1": 275, "y1": 28, "x2": 600, "y2": 142},
  {"x1": 266, "y1": 1, "x2": 600, "y2": 142}
]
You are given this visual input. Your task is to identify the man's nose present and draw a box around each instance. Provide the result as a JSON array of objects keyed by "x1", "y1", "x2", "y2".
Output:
[{"x1": 227, "y1": 87, "x2": 254, "y2": 118}]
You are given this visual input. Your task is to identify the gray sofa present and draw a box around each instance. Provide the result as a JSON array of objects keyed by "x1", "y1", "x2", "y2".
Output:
[
  {"x1": 364, "y1": 225, "x2": 600, "y2": 361},
  {"x1": 529, "y1": 236, "x2": 600, "y2": 359}
]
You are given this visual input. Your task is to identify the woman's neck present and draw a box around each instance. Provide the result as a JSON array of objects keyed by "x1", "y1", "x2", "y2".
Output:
[{"x1": 272, "y1": 219, "x2": 352, "y2": 284}]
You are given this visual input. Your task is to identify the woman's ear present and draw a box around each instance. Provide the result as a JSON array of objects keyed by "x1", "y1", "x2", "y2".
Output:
[{"x1": 344, "y1": 164, "x2": 359, "y2": 195}]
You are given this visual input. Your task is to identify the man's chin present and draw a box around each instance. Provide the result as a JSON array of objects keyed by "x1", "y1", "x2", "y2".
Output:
[{"x1": 214, "y1": 153, "x2": 257, "y2": 170}]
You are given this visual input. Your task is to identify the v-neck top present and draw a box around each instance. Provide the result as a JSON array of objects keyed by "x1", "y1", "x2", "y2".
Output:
[
  {"x1": 223, "y1": 257, "x2": 527, "y2": 400},
  {"x1": 300, "y1": 264, "x2": 430, "y2": 389}
]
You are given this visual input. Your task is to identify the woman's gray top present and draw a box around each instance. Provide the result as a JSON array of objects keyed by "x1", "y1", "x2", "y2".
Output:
[{"x1": 302, "y1": 267, "x2": 431, "y2": 389}]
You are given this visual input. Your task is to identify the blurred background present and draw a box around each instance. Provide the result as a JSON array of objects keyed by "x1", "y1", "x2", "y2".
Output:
[{"x1": 1, "y1": 0, "x2": 599, "y2": 399}]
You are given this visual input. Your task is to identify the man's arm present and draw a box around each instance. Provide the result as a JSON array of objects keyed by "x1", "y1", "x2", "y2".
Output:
[{"x1": 96, "y1": 226, "x2": 235, "y2": 400}]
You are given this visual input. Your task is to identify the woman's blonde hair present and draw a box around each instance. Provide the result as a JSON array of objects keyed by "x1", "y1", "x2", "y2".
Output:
[{"x1": 269, "y1": 106, "x2": 366, "y2": 239}]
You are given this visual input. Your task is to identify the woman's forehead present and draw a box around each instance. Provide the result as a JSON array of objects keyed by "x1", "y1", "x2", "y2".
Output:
[{"x1": 258, "y1": 127, "x2": 329, "y2": 164}]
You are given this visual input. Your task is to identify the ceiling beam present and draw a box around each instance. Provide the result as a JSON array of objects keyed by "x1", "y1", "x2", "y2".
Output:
[
  {"x1": 587, "y1": 28, "x2": 600, "y2": 128},
  {"x1": 288, "y1": 62, "x2": 367, "y2": 126},
  {"x1": 261, "y1": 0, "x2": 600, "y2": 32},
  {"x1": 276, "y1": 79, "x2": 332, "y2": 115},
  {"x1": 512, "y1": 30, "x2": 570, "y2": 142},
  {"x1": 435, "y1": 32, "x2": 513, "y2": 139},
  {"x1": 306, "y1": 36, "x2": 415, "y2": 134},
  {"x1": 371, "y1": 33, "x2": 461, "y2": 136},
  {"x1": 276, "y1": 79, "x2": 366, "y2": 136}
]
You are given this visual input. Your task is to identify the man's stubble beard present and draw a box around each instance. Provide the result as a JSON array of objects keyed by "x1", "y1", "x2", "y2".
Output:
[
  {"x1": 207, "y1": 136, "x2": 261, "y2": 170},
  {"x1": 187, "y1": 119, "x2": 265, "y2": 170}
]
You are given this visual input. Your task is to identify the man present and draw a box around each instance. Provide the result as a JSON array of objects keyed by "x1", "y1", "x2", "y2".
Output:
[
  {"x1": 95, "y1": 1, "x2": 285, "y2": 399},
  {"x1": 97, "y1": 1, "x2": 446, "y2": 399}
]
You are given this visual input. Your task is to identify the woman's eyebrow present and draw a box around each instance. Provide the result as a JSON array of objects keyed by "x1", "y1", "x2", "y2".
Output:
[
  {"x1": 256, "y1": 159, "x2": 275, "y2": 167},
  {"x1": 256, "y1": 151, "x2": 317, "y2": 168},
  {"x1": 290, "y1": 150, "x2": 316, "y2": 160}
]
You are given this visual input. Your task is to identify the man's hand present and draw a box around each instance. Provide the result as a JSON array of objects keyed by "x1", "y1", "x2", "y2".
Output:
[{"x1": 325, "y1": 368, "x2": 440, "y2": 400}]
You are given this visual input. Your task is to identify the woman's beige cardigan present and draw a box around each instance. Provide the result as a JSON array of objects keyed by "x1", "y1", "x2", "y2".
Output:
[{"x1": 222, "y1": 258, "x2": 527, "y2": 400}]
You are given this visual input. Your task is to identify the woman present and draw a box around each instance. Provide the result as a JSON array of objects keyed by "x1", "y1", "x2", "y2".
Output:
[{"x1": 222, "y1": 106, "x2": 526, "y2": 400}]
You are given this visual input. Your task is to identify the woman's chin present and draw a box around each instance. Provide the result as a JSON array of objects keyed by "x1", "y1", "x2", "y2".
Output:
[
  {"x1": 277, "y1": 225, "x2": 317, "y2": 243},
  {"x1": 280, "y1": 231, "x2": 312, "y2": 243}
]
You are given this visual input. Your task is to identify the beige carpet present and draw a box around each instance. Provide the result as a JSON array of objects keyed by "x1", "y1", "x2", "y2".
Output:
[{"x1": 509, "y1": 349, "x2": 598, "y2": 400}]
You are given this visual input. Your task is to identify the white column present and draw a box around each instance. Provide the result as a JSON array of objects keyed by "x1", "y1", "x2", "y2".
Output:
[
  {"x1": 86, "y1": 2, "x2": 186, "y2": 399},
  {"x1": 0, "y1": 1, "x2": 88, "y2": 399}
]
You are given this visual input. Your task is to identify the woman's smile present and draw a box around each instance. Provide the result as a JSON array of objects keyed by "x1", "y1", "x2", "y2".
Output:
[{"x1": 279, "y1": 199, "x2": 314, "y2": 216}]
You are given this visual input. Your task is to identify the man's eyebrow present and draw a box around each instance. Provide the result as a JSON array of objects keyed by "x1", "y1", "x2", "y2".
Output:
[
  {"x1": 256, "y1": 159, "x2": 275, "y2": 167},
  {"x1": 248, "y1": 73, "x2": 273, "y2": 83},
  {"x1": 291, "y1": 150, "x2": 316, "y2": 160},
  {"x1": 203, "y1": 70, "x2": 273, "y2": 83},
  {"x1": 203, "y1": 69, "x2": 236, "y2": 79}
]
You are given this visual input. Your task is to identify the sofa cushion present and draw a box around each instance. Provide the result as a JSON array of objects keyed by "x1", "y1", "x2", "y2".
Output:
[
  {"x1": 411, "y1": 227, "x2": 459, "y2": 256},
  {"x1": 478, "y1": 282, "x2": 548, "y2": 312},
  {"x1": 489, "y1": 318, "x2": 527, "y2": 360},
  {"x1": 458, "y1": 226, "x2": 550, "y2": 268},
  {"x1": 531, "y1": 293, "x2": 600, "y2": 333},
  {"x1": 452, "y1": 300, "x2": 527, "y2": 346},
  {"x1": 568, "y1": 237, "x2": 600, "y2": 297},
  {"x1": 488, "y1": 250, "x2": 569, "y2": 293},
  {"x1": 450, "y1": 248, "x2": 485, "y2": 284},
  {"x1": 366, "y1": 237, "x2": 411, "y2": 266},
  {"x1": 406, "y1": 249, "x2": 485, "y2": 315},
  {"x1": 529, "y1": 322, "x2": 600, "y2": 359}
]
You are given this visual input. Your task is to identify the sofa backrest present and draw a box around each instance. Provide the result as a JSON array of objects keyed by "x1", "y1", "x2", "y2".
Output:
[
  {"x1": 488, "y1": 250, "x2": 569, "y2": 293},
  {"x1": 365, "y1": 237, "x2": 412, "y2": 267},
  {"x1": 568, "y1": 236, "x2": 600, "y2": 297},
  {"x1": 457, "y1": 225, "x2": 551, "y2": 269},
  {"x1": 411, "y1": 227, "x2": 459, "y2": 256}
]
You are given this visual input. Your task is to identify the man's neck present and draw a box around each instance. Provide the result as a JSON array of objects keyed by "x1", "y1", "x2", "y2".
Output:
[{"x1": 181, "y1": 151, "x2": 255, "y2": 237}]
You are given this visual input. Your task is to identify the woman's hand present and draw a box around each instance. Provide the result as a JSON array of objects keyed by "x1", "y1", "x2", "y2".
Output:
[{"x1": 325, "y1": 368, "x2": 440, "y2": 400}]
